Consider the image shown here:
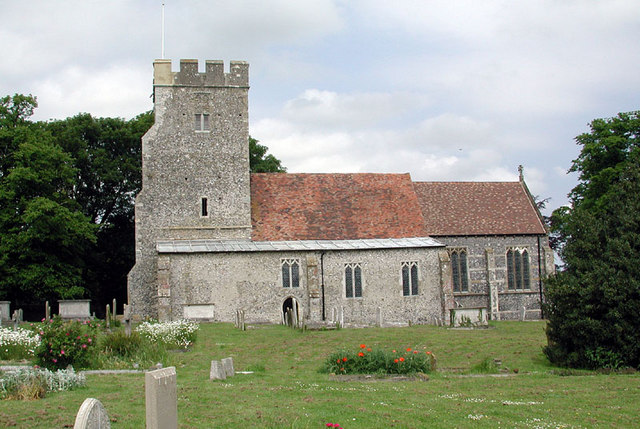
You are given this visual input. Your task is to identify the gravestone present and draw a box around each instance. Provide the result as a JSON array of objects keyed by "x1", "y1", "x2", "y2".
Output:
[
  {"x1": 123, "y1": 304, "x2": 132, "y2": 336},
  {"x1": 145, "y1": 367, "x2": 178, "y2": 429},
  {"x1": 105, "y1": 304, "x2": 111, "y2": 328},
  {"x1": 59, "y1": 300, "x2": 91, "y2": 319},
  {"x1": 209, "y1": 360, "x2": 226, "y2": 380},
  {"x1": 221, "y1": 357, "x2": 234, "y2": 377},
  {"x1": 235, "y1": 309, "x2": 245, "y2": 331},
  {"x1": 376, "y1": 307, "x2": 382, "y2": 327},
  {"x1": 0, "y1": 301, "x2": 10, "y2": 322},
  {"x1": 45, "y1": 301, "x2": 50, "y2": 320},
  {"x1": 73, "y1": 397, "x2": 110, "y2": 429}
]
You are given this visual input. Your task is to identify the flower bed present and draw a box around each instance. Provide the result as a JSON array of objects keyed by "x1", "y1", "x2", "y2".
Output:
[
  {"x1": 135, "y1": 319, "x2": 199, "y2": 349},
  {"x1": 0, "y1": 327, "x2": 40, "y2": 360},
  {"x1": 323, "y1": 344, "x2": 436, "y2": 375}
]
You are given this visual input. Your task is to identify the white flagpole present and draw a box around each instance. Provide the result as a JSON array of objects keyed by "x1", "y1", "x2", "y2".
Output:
[{"x1": 161, "y1": 2, "x2": 166, "y2": 59}]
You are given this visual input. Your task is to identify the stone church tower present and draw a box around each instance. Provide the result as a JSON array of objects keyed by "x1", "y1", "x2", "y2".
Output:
[{"x1": 127, "y1": 59, "x2": 251, "y2": 319}]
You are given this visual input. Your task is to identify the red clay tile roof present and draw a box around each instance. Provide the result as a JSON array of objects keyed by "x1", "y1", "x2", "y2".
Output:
[
  {"x1": 413, "y1": 181, "x2": 547, "y2": 236},
  {"x1": 251, "y1": 173, "x2": 428, "y2": 241}
]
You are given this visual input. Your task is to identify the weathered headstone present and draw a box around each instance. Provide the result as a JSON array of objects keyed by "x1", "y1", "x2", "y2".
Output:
[
  {"x1": 11, "y1": 309, "x2": 21, "y2": 330},
  {"x1": 0, "y1": 301, "x2": 10, "y2": 322},
  {"x1": 376, "y1": 307, "x2": 382, "y2": 327},
  {"x1": 221, "y1": 357, "x2": 234, "y2": 377},
  {"x1": 59, "y1": 300, "x2": 91, "y2": 319},
  {"x1": 123, "y1": 304, "x2": 131, "y2": 336},
  {"x1": 235, "y1": 309, "x2": 246, "y2": 331},
  {"x1": 73, "y1": 397, "x2": 110, "y2": 429},
  {"x1": 209, "y1": 360, "x2": 226, "y2": 380},
  {"x1": 105, "y1": 304, "x2": 111, "y2": 328},
  {"x1": 45, "y1": 301, "x2": 50, "y2": 321},
  {"x1": 145, "y1": 367, "x2": 178, "y2": 429},
  {"x1": 112, "y1": 299, "x2": 117, "y2": 321}
]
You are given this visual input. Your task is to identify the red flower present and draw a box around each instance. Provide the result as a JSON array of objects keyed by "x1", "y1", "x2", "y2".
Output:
[
  {"x1": 426, "y1": 351, "x2": 432, "y2": 355},
  {"x1": 392, "y1": 349, "x2": 396, "y2": 353},
  {"x1": 337, "y1": 359, "x2": 341, "y2": 364},
  {"x1": 367, "y1": 348, "x2": 372, "y2": 352},
  {"x1": 413, "y1": 350, "x2": 418, "y2": 354},
  {"x1": 400, "y1": 357, "x2": 405, "y2": 362},
  {"x1": 394, "y1": 358, "x2": 399, "y2": 363},
  {"x1": 406, "y1": 347, "x2": 412, "y2": 352},
  {"x1": 360, "y1": 344, "x2": 366, "y2": 349},
  {"x1": 342, "y1": 357, "x2": 348, "y2": 362},
  {"x1": 358, "y1": 352, "x2": 364, "y2": 357}
]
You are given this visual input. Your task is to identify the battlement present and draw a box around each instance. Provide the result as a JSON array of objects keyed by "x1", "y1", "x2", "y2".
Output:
[{"x1": 153, "y1": 59, "x2": 249, "y2": 87}]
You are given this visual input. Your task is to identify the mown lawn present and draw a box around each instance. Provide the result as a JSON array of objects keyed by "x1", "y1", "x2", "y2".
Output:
[{"x1": 1, "y1": 321, "x2": 639, "y2": 428}]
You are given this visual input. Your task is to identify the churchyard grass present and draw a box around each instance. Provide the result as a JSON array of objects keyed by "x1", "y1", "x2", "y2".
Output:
[{"x1": 0, "y1": 321, "x2": 639, "y2": 427}]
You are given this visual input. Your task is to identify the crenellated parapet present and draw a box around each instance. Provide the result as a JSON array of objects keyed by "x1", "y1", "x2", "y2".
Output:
[{"x1": 153, "y1": 59, "x2": 249, "y2": 87}]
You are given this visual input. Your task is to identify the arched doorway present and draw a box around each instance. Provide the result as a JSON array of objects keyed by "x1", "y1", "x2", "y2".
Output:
[{"x1": 282, "y1": 297, "x2": 299, "y2": 326}]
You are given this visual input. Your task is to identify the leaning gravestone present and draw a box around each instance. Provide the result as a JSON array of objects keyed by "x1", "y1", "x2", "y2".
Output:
[
  {"x1": 145, "y1": 367, "x2": 178, "y2": 429},
  {"x1": 73, "y1": 398, "x2": 110, "y2": 429},
  {"x1": 221, "y1": 357, "x2": 235, "y2": 377},
  {"x1": 209, "y1": 360, "x2": 226, "y2": 380}
]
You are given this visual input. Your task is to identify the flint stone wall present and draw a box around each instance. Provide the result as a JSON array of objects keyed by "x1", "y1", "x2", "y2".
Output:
[
  {"x1": 160, "y1": 246, "x2": 448, "y2": 326},
  {"x1": 128, "y1": 59, "x2": 251, "y2": 319},
  {"x1": 436, "y1": 235, "x2": 554, "y2": 320}
]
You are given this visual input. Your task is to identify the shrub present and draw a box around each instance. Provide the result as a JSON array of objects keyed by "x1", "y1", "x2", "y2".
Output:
[
  {"x1": 0, "y1": 367, "x2": 85, "y2": 400},
  {"x1": 101, "y1": 330, "x2": 143, "y2": 358},
  {"x1": 0, "y1": 327, "x2": 41, "y2": 360},
  {"x1": 34, "y1": 317, "x2": 100, "y2": 370},
  {"x1": 135, "y1": 319, "x2": 199, "y2": 349},
  {"x1": 322, "y1": 344, "x2": 436, "y2": 375}
]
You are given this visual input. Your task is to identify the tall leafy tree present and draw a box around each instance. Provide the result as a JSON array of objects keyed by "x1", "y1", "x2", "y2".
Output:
[
  {"x1": 544, "y1": 111, "x2": 640, "y2": 369},
  {"x1": 43, "y1": 112, "x2": 153, "y2": 312},
  {"x1": 0, "y1": 103, "x2": 96, "y2": 303}
]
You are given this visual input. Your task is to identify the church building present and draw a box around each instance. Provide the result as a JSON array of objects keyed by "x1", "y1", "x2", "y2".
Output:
[{"x1": 127, "y1": 59, "x2": 554, "y2": 327}]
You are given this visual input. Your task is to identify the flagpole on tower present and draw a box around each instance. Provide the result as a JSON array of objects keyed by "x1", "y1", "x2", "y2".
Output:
[{"x1": 161, "y1": 2, "x2": 166, "y2": 59}]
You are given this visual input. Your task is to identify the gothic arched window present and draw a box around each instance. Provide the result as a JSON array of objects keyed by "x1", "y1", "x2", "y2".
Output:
[
  {"x1": 506, "y1": 248, "x2": 531, "y2": 290},
  {"x1": 450, "y1": 249, "x2": 469, "y2": 293}
]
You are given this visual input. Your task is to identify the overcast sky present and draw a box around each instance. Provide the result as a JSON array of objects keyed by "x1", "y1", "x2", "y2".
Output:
[{"x1": 2, "y1": 0, "x2": 639, "y2": 214}]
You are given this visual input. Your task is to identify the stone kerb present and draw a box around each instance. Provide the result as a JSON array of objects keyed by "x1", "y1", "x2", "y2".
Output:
[
  {"x1": 73, "y1": 398, "x2": 110, "y2": 429},
  {"x1": 145, "y1": 367, "x2": 178, "y2": 429}
]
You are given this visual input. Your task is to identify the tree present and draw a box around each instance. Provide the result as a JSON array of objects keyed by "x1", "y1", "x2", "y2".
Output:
[
  {"x1": 250, "y1": 136, "x2": 286, "y2": 173},
  {"x1": 544, "y1": 111, "x2": 640, "y2": 369},
  {"x1": 42, "y1": 112, "x2": 152, "y2": 313},
  {"x1": 0, "y1": 94, "x2": 38, "y2": 178},
  {"x1": 0, "y1": 129, "x2": 96, "y2": 303}
]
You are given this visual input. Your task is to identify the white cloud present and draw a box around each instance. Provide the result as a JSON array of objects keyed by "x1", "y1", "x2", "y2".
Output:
[
  {"x1": 253, "y1": 89, "x2": 514, "y2": 183},
  {"x1": 31, "y1": 63, "x2": 151, "y2": 121}
]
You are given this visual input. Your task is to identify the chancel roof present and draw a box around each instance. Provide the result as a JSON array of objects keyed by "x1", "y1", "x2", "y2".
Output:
[
  {"x1": 250, "y1": 173, "x2": 428, "y2": 241},
  {"x1": 412, "y1": 181, "x2": 547, "y2": 236}
]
